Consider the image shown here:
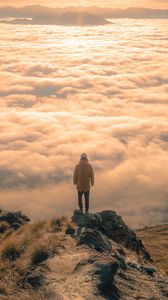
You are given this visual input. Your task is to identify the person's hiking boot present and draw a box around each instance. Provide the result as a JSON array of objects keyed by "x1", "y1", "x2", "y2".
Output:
[
  {"x1": 85, "y1": 210, "x2": 89, "y2": 214},
  {"x1": 80, "y1": 209, "x2": 84, "y2": 214}
]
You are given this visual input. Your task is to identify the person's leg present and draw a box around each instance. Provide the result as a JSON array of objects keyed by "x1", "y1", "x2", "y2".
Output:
[
  {"x1": 84, "y1": 191, "x2": 90, "y2": 213},
  {"x1": 78, "y1": 191, "x2": 83, "y2": 213}
]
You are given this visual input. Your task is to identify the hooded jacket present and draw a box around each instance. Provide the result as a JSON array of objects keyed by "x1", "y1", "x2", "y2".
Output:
[{"x1": 73, "y1": 159, "x2": 94, "y2": 192}]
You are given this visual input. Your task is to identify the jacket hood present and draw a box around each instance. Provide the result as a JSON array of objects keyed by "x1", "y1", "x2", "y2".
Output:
[{"x1": 79, "y1": 159, "x2": 89, "y2": 164}]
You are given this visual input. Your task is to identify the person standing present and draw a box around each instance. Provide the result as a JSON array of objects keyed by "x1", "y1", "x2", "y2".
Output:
[{"x1": 73, "y1": 153, "x2": 94, "y2": 214}]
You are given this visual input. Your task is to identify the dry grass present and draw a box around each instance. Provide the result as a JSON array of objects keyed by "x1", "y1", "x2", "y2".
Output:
[
  {"x1": 0, "y1": 216, "x2": 74, "y2": 299},
  {"x1": 30, "y1": 244, "x2": 50, "y2": 266},
  {"x1": 137, "y1": 224, "x2": 168, "y2": 274},
  {"x1": 1, "y1": 287, "x2": 54, "y2": 300},
  {"x1": 50, "y1": 215, "x2": 71, "y2": 232},
  {"x1": 1, "y1": 240, "x2": 21, "y2": 261},
  {"x1": 14, "y1": 290, "x2": 47, "y2": 300}
]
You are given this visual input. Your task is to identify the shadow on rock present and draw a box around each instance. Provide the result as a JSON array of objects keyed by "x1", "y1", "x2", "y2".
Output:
[{"x1": 78, "y1": 228, "x2": 112, "y2": 253}]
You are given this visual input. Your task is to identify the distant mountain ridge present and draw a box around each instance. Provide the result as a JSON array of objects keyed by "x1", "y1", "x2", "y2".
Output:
[
  {"x1": 0, "y1": 5, "x2": 168, "y2": 19},
  {"x1": 0, "y1": 11, "x2": 110, "y2": 26}
]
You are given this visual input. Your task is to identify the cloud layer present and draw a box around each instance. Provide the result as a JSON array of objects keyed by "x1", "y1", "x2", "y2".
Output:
[{"x1": 0, "y1": 19, "x2": 168, "y2": 228}]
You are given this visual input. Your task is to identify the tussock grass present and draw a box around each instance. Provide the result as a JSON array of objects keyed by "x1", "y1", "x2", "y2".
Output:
[
  {"x1": 29, "y1": 235, "x2": 61, "y2": 266},
  {"x1": 0, "y1": 287, "x2": 53, "y2": 300},
  {"x1": 15, "y1": 290, "x2": 47, "y2": 300},
  {"x1": 29, "y1": 221, "x2": 50, "y2": 237},
  {"x1": 1, "y1": 240, "x2": 22, "y2": 261},
  {"x1": 0, "y1": 281, "x2": 8, "y2": 296},
  {"x1": 50, "y1": 215, "x2": 76, "y2": 234},
  {"x1": 50, "y1": 216, "x2": 68, "y2": 232},
  {"x1": 30, "y1": 244, "x2": 50, "y2": 265},
  {"x1": 0, "y1": 215, "x2": 74, "y2": 298}
]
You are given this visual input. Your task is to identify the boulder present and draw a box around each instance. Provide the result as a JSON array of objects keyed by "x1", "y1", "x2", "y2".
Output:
[{"x1": 78, "y1": 229, "x2": 112, "y2": 253}]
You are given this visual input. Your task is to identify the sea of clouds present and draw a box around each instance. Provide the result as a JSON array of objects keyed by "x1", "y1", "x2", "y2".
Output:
[{"x1": 0, "y1": 19, "x2": 168, "y2": 227}]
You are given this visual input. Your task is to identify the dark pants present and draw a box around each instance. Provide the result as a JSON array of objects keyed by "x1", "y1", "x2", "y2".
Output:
[{"x1": 78, "y1": 191, "x2": 90, "y2": 212}]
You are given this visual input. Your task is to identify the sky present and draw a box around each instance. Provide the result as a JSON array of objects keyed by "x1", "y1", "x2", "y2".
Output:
[
  {"x1": 1, "y1": 0, "x2": 168, "y2": 9},
  {"x1": 0, "y1": 18, "x2": 168, "y2": 228}
]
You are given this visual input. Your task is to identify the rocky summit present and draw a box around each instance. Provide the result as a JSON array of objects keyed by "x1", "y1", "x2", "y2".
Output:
[
  {"x1": 0, "y1": 209, "x2": 167, "y2": 300},
  {"x1": 72, "y1": 210, "x2": 151, "y2": 260}
]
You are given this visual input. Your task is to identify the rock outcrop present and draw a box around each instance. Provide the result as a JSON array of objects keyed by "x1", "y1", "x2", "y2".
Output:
[
  {"x1": 72, "y1": 210, "x2": 151, "y2": 260},
  {"x1": 45, "y1": 220, "x2": 168, "y2": 300},
  {"x1": 0, "y1": 209, "x2": 167, "y2": 300},
  {"x1": 0, "y1": 209, "x2": 30, "y2": 231}
]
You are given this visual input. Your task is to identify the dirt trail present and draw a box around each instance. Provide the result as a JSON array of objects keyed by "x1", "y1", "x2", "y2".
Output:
[{"x1": 45, "y1": 236, "x2": 102, "y2": 300}]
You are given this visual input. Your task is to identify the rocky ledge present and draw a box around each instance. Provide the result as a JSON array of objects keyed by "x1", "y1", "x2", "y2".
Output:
[
  {"x1": 72, "y1": 210, "x2": 151, "y2": 261},
  {"x1": 44, "y1": 210, "x2": 168, "y2": 300}
]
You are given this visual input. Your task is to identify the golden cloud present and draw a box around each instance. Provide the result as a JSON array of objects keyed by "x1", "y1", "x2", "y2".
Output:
[{"x1": 0, "y1": 20, "x2": 168, "y2": 228}]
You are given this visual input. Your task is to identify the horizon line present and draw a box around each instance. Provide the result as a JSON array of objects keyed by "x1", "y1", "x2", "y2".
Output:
[{"x1": 0, "y1": 5, "x2": 168, "y2": 11}]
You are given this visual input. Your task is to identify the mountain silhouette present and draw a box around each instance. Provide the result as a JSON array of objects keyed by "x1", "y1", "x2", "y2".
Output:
[
  {"x1": 0, "y1": 11, "x2": 111, "y2": 26},
  {"x1": 0, "y1": 5, "x2": 168, "y2": 20}
]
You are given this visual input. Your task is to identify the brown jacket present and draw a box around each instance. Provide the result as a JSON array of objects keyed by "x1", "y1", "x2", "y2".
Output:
[{"x1": 73, "y1": 159, "x2": 94, "y2": 192}]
